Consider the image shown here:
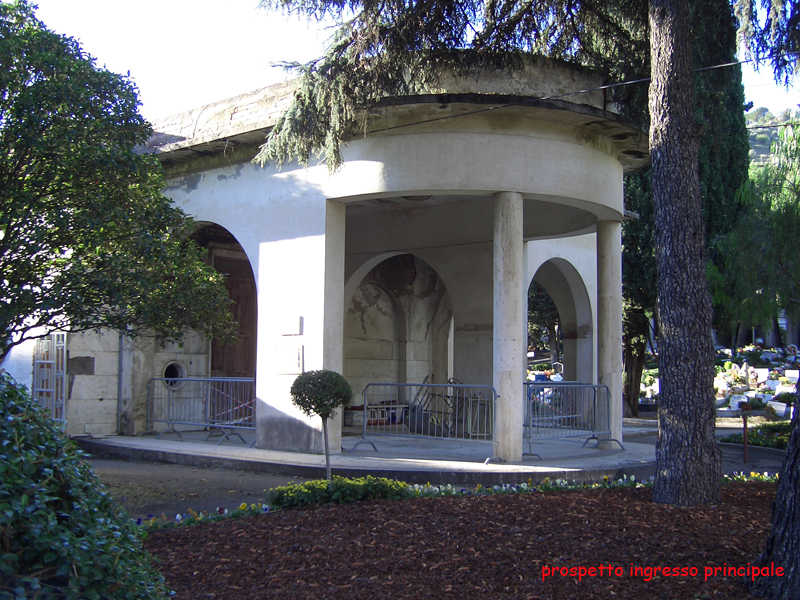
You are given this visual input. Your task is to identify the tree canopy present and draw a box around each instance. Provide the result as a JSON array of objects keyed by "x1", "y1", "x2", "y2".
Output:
[
  {"x1": 622, "y1": 0, "x2": 751, "y2": 417},
  {"x1": 256, "y1": 0, "x2": 793, "y2": 170},
  {"x1": 528, "y1": 281, "x2": 560, "y2": 366},
  {"x1": 0, "y1": 1, "x2": 236, "y2": 360},
  {"x1": 724, "y1": 121, "x2": 800, "y2": 323}
]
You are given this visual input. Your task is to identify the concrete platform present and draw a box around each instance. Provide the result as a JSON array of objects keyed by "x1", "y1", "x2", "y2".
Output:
[{"x1": 72, "y1": 421, "x2": 785, "y2": 487}]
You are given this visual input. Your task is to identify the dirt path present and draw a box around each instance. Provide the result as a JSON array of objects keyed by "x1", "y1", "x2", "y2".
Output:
[{"x1": 86, "y1": 458, "x2": 308, "y2": 520}]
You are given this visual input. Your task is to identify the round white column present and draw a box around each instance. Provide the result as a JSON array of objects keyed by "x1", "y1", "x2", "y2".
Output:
[
  {"x1": 596, "y1": 220, "x2": 623, "y2": 447},
  {"x1": 493, "y1": 192, "x2": 525, "y2": 462}
]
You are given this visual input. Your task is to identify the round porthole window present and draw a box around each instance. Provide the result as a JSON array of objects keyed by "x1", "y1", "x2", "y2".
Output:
[{"x1": 163, "y1": 362, "x2": 186, "y2": 388}]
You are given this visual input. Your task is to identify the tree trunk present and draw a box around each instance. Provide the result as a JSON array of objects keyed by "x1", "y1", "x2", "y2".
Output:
[
  {"x1": 648, "y1": 0, "x2": 721, "y2": 506},
  {"x1": 751, "y1": 396, "x2": 800, "y2": 598},
  {"x1": 731, "y1": 322, "x2": 740, "y2": 358},
  {"x1": 548, "y1": 322, "x2": 559, "y2": 369},
  {"x1": 322, "y1": 417, "x2": 332, "y2": 488},
  {"x1": 737, "y1": 321, "x2": 750, "y2": 349},
  {"x1": 772, "y1": 316, "x2": 783, "y2": 348},
  {"x1": 623, "y1": 338, "x2": 646, "y2": 418}
]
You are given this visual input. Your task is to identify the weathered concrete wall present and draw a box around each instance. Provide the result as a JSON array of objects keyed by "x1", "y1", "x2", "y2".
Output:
[
  {"x1": 345, "y1": 282, "x2": 403, "y2": 398},
  {"x1": 344, "y1": 255, "x2": 453, "y2": 402},
  {"x1": 65, "y1": 330, "x2": 210, "y2": 437},
  {"x1": 65, "y1": 332, "x2": 119, "y2": 436}
]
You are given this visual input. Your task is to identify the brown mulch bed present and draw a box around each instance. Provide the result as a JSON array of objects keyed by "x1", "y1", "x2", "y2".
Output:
[{"x1": 145, "y1": 482, "x2": 778, "y2": 599}]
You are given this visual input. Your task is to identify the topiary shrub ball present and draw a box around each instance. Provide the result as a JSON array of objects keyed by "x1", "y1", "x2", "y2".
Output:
[
  {"x1": 0, "y1": 373, "x2": 170, "y2": 599},
  {"x1": 290, "y1": 370, "x2": 353, "y2": 420}
]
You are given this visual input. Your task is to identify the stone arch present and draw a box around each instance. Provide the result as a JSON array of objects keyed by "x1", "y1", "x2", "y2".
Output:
[
  {"x1": 190, "y1": 223, "x2": 258, "y2": 378},
  {"x1": 344, "y1": 254, "x2": 453, "y2": 402},
  {"x1": 528, "y1": 258, "x2": 593, "y2": 382}
]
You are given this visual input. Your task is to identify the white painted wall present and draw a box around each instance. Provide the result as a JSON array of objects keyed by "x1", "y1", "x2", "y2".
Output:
[{"x1": 1, "y1": 339, "x2": 36, "y2": 390}]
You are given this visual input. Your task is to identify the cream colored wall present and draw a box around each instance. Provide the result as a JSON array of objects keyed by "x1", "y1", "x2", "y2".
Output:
[
  {"x1": 330, "y1": 122, "x2": 625, "y2": 221},
  {"x1": 164, "y1": 161, "x2": 331, "y2": 453},
  {"x1": 65, "y1": 332, "x2": 119, "y2": 436},
  {"x1": 65, "y1": 330, "x2": 209, "y2": 436}
]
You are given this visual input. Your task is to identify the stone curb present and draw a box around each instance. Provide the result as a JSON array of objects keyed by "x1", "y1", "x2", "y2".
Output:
[{"x1": 74, "y1": 437, "x2": 657, "y2": 487}]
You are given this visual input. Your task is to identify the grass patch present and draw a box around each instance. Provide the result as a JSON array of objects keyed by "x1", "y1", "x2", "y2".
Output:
[{"x1": 719, "y1": 421, "x2": 793, "y2": 450}]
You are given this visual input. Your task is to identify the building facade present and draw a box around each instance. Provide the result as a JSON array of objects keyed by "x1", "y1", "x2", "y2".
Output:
[{"x1": 3, "y1": 57, "x2": 647, "y2": 462}]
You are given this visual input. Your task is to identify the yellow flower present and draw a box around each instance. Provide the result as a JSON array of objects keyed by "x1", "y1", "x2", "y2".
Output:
[
  {"x1": 239, "y1": 502, "x2": 247, "y2": 510},
  {"x1": 543, "y1": 477, "x2": 550, "y2": 485}
]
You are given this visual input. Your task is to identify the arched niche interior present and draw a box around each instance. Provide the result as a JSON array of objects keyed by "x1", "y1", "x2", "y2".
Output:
[
  {"x1": 529, "y1": 259, "x2": 593, "y2": 382},
  {"x1": 190, "y1": 223, "x2": 257, "y2": 378},
  {"x1": 344, "y1": 254, "x2": 453, "y2": 403}
]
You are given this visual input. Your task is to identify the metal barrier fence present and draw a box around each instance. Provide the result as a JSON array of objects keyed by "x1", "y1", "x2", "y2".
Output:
[
  {"x1": 524, "y1": 381, "x2": 622, "y2": 456},
  {"x1": 144, "y1": 377, "x2": 255, "y2": 444},
  {"x1": 350, "y1": 380, "x2": 496, "y2": 452}
]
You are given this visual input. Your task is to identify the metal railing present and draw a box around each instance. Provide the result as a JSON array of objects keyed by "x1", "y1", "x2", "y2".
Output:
[
  {"x1": 32, "y1": 333, "x2": 67, "y2": 424},
  {"x1": 524, "y1": 381, "x2": 623, "y2": 456},
  {"x1": 144, "y1": 377, "x2": 255, "y2": 444},
  {"x1": 350, "y1": 379, "x2": 496, "y2": 452}
]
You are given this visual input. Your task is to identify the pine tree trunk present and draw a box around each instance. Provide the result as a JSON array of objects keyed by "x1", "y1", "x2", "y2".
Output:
[
  {"x1": 752, "y1": 397, "x2": 800, "y2": 598},
  {"x1": 548, "y1": 322, "x2": 559, "y2": 369},
  {"x1": 648, "y1": 0, "x2": 721, "y2": 506}
]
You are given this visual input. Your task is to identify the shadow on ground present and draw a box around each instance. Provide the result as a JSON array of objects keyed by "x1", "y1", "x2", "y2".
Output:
[{"x1": 87, "y1": 458, "x2": 307, "y2": 520}]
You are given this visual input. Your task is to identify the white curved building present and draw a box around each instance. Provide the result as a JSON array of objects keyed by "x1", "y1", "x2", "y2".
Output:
[{"x1": 6, "y1": 57, "x2": 647, "y2": 462}]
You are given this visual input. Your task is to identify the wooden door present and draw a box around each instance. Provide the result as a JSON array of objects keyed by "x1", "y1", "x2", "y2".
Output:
[{"x1": 211, "y1": 256, "x2": 257, "y2": 378}]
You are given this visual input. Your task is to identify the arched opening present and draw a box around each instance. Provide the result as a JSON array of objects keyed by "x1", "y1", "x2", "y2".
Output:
[
  {"x1": 344, "y1": 254, "x2": 453, "y2": 402},
  {"x1": 529, "y1": 259, "x2": 593, "y2": 382},
  {"x1": 527, "y1": 280, "x2": 561, "y2": 372},
  {"x1": 190, "y1": 224, "x2": 257, "y2": 378}
]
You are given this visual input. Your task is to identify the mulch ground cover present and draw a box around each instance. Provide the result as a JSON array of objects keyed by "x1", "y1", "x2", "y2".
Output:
[{"x1": 145, "y1": 481, "x2": 778, "y2": 599}]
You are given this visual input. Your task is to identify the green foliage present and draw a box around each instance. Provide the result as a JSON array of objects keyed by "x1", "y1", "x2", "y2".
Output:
[
  {"x1": 255, "y1": 0, "x2": 793, "y2": 171},
  {"x1": 527, "y1": 281, "x2": 559, "y2": 336},
  {"x1": 267, "y1": 476, "x2": 413, "y2": 509},
  {"x1": 745, "y1": 108, "x2": 799, "y2": 163},
  {"x1": 719, "y1": 420, "x2": 793, "y2": 449},
  {"x1": 721, "y1": 122, "x2": 800, "y2": 326},
  {"x1": 642, "y1": 368, "x2": 659, "y2": 387},
  {"x1": 774, "y1": 392, "x2": 795, "y2": 406},
  {"x1": 0, "y1": 373, "x2": 169, "y2": 599},
  {"x1": 743, "y1": 349, "x2": 773, "y2": 367},
  {"x1": 255, "y1": 0, "x2": 650, "y2": 169},
  {"x1": 527, "y1": 281, "x2": 560, "y2": 362},
  {"x1": 0, "y1": 1, "x2": 236, "y2": 360},
  {"x1": 624, "y1": 0, "x2": 749, "y2": 408},
  {"x1": 290, "y1": 369, "x2": 353, "y2": 420}
]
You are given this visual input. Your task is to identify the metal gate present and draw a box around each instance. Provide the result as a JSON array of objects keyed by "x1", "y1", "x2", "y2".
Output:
[{"x1": 32, "y1": 332, "x2": 68, "y2": 423}]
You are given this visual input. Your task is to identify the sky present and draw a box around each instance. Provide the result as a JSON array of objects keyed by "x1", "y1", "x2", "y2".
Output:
[{"x1": 33, "y1": 0, "x2": 798, "y2": 123}]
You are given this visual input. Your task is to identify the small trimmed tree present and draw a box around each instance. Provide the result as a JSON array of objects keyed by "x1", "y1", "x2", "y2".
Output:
[{"x1": 290, "y1": 370, "x2": 353, "y2": 485}]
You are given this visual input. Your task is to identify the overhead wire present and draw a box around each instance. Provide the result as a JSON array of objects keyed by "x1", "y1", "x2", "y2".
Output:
[{"x1": 366, "y1": 51, "x2": 798, "y2": 136}]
